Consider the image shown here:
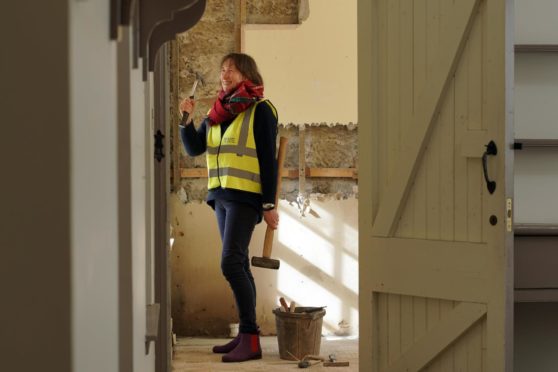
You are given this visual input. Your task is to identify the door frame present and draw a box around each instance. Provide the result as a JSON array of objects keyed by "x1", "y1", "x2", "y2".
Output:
[{"x1": 154, "y1": 42, "x2": 172, "y2": 372}]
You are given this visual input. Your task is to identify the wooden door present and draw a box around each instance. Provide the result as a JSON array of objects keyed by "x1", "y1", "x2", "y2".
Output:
[{"x1": 358, "y1": 0, "x2": 514, "y2": 371}]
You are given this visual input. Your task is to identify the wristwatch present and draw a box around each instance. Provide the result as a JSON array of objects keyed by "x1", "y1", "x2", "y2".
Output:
[{"x1": 262, "y1": 203, "x2": 275, "y2": 211}]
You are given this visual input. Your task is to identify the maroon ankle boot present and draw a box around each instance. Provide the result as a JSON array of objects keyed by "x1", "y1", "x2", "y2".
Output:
[
  {"x1": 222, "y1": 333, "x2": 262, "y2": 363},
  {"x1": 212, "y1": 334, "x2": 241, "y2": 354}
]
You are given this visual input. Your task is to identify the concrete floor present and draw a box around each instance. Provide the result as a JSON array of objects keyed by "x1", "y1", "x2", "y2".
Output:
[{"x1": 172, "y1": 336, "x2": 359, "y2": 371}]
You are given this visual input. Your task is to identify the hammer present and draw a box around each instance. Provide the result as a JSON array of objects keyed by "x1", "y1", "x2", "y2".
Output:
[
  {"x1": 180, "y1": 71, "x2": 205, "y2": 125},
  {"x1": 297, "y1": 355, "x2": 324, "y2": 368},
  {"x1": 251, "y1": 136, "x2": 288, "y2": 270}
]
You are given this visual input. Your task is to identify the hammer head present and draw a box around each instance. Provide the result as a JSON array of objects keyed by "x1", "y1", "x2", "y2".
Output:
[
  {"x1": 297, "y1": 360, "x2": 310, "y2": 368},
  {"x1": 251, "y1": 256, "x2": 280, "y2": 270},
  {"x1": 194, "y1": 71, "x2": 206, "y2": 86},
  {"x1": 188, "y1": 71, "x2": 206, "y2": 98}
]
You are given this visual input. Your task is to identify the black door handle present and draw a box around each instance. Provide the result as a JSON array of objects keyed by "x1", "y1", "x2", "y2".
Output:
[{"x1": 482, "y1": 141, "x2": 497, "y2": 194}]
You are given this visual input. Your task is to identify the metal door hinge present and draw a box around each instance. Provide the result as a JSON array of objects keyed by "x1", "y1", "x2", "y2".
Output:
[
  {"x1": 145, "y1": 303, "x2": 160, "y2": 354},
  {"x1": 506, "y1": 198, "x2": 513, "y2": 232}
]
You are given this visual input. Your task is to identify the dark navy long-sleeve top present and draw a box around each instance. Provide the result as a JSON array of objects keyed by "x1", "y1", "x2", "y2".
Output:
[{"x1": 180, "y1": 101, "x2": 278, "y2": 220}]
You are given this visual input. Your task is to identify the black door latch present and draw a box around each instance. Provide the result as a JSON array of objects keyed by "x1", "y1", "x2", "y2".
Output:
[{"x1": 154, "y1": 130, "x2": 164, "y2": 162}]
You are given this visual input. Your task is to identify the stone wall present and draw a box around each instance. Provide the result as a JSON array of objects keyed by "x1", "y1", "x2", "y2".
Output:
[{"x1": 170, "y1": 0, "x2": 358, "y2": 202}]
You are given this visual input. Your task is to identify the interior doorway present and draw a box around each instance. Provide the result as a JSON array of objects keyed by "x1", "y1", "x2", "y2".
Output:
[{"x1": 159, "y1": 0, "x2": 360, "y2": 370}]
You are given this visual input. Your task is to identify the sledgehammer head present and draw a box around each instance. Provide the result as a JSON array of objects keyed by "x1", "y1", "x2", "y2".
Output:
[{"x1": 251, "y1": 256, "x2": 280, "y2": 270}]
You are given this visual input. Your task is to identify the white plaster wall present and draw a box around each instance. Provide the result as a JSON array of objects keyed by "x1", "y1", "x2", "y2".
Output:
[
  {"x1": 514, "y1": 150, "x2": 558, "y2": 224},
  {"x1": 515, "y1": 0, "x2": 558, "y2": 44},
  {"x1": 514, "y1": 54, "x2": 558, "y2": 139},
  {"x1": 171, "y1": 196, "x2": 359, "y2": 337},
  {"x1": 69, "y1": 1, "x2": 119, "y2": 371},
  {"x1": 513, "y1": 41, "x2": 558, "y2": 224},
  {"x1": 242, "y1": 0, "x2": 357, "y2": 125}
]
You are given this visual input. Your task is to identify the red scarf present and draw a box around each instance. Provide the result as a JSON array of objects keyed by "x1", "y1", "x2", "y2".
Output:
[{"x1": 207, "y1": 80, "x2": 264, "y2": 126}]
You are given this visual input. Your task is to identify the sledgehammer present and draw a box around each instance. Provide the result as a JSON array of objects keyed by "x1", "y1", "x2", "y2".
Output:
[{"x1": 251, "y1": 136, "x2": 288, "y2": 270}]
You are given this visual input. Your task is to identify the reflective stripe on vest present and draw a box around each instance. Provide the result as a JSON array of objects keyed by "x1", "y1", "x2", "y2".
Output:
[{"x1": 206, "y1": 100, "x2": 275, "y2": 193}]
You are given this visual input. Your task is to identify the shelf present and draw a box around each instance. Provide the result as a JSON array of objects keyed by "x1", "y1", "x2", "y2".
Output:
[
  {"x1": 515, "y1": 289, "x2": 558, "y2": 303},
  {"x1": 515, "y1": 44, "x2": 558, "y2": 53},
  {"x1": 514, "y1": 223, "x2": 558, "y2": 236},
  {"x1": 513, "y1": 139, "x2": 558, "y2": 149}
]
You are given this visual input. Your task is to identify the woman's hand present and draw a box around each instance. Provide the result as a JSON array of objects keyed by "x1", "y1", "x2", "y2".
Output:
[
  {"x1": 179, "y1": 98, "x2": 196, "y2": 124},
  {"x1": 263, "y1": 209, "x2": 279, "y2": 230}
]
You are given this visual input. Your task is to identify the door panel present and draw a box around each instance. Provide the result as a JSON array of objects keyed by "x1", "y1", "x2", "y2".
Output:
[
  {"x1": 376, "y1": 294, "x2": 487, "y2": 372},
  {"x1": 358, "y1": 0, "x2": 513, "y2": 371}
]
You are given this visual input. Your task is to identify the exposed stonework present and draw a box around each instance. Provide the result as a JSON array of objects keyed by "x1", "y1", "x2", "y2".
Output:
[
  {"x1": 170, "y1": 0, "x2": 358, "y2": 204},
  {"x1": 246, "y1": 0, "x2": 299, "y2": 24},
  {"x1": 279, "y1": 126, "x2": 358, "y2": 202}
]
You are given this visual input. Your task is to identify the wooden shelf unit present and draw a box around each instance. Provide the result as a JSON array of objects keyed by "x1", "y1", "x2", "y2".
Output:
[
  {"x1": 514, "y1": 139, "x2": 558, "y2": 149},
  {"x1": 515, "y1": 44, "x2": 558, "y2": 53},
  {"x1": 514, "y1": 223, "x2": 558, "y2": 236}
]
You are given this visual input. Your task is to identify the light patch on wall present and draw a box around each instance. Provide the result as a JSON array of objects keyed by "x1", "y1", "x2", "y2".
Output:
[
  {"x1": 277, "y1": 261, "x2": 344, "y2": 332},
  {"x1": 242, "y1": 0, "x2": 357, "y2": 125},
  {"x1": 340, "y1": 253, "x2": 358, "y2": 294},
  {"x1": 279, "y1": 207, "x2": 336, "y2": 276},
  {"x1": 273, "y1": 199, "x2": 359, "y2": 335},
  {"x1": 304, "y1": 200, "x2": 358, "y2": 246}
]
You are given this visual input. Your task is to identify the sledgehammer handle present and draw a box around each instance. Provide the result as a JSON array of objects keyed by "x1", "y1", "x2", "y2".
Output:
[{"x1": 262, "y1": 136, "x2": 288, "y2": 258}]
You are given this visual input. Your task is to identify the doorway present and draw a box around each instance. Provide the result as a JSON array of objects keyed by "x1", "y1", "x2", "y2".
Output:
[{"x1": 162, "y1": 0, "x2": 360, "y2": 370}]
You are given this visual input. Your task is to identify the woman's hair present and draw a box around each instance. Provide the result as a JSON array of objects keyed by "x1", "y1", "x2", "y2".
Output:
[{"x1": 221, "y1": 53, "x2": 263, "y2": 86}]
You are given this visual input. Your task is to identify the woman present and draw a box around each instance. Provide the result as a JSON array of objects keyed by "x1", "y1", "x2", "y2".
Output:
[{"x1": 179, "y1": 53, "x2": 279, "y2": 363}]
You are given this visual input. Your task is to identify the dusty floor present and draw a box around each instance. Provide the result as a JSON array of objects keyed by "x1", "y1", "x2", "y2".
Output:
[{"x1": 172, "y1": 336, "x2": 359, "y2": 371}]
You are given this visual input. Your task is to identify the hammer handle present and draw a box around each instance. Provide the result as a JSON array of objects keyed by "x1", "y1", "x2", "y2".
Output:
[
  {"x1": 323, "y1": 361, "x2": 350, "y2": 367},
  {"x1": 262, "y1": 136, "x2": 288, "y2": 258},
  {"x1": 180, "y1": 95, "x2": 195, "y2": 125}
]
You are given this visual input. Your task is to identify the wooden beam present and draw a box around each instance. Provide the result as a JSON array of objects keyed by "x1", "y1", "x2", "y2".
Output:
[
  {"x1": 299, "y1": 125, "x2": 306, "y2": 196},
  {"x1": 283, "y1": 168, "x2": 357, "y2": 179},
  {"x1": 171, "y1": 40, "x2": 181, "y2": 191},
  {"x1": 303, "y1": 168, "x2": 357, "y2": 178},
  {"x1": 371, "y1": 0, "x2": 480, "y2": 237},
  {"x1": 180, "y1": 167, "x2": 358, "y2": 179},
  {"x1": 235, "y1": 0, "x2": 246, "y2": 52},
  {"x1": 385, "y1": 302, "x2": 487, "y2": 372},
  {"x1": 180, "y1": 168, "x2": 207, "y2": 178}
]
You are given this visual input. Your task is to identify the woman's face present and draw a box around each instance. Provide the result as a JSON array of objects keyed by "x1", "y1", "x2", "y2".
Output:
[{"x1": 220, "y1": 59, "x2": 245, "y2": 93}]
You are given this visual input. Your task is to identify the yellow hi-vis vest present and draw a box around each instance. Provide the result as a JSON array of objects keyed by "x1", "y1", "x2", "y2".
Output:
[{"x1": 206, "y1": 100, "x2": 277, "y2": 193}]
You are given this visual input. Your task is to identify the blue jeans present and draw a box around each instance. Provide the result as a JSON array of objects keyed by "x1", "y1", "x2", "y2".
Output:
[{"x1": 214, "y1": 199, "x2": 259, "y2": 334}]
